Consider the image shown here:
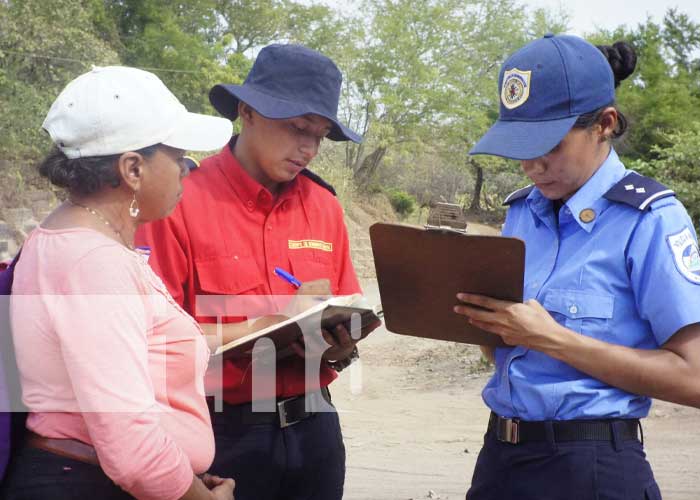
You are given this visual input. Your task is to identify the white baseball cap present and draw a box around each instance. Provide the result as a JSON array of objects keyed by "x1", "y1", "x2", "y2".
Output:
[{"x1": 42, "y1": 66, "x2": 233, "y2": 159}]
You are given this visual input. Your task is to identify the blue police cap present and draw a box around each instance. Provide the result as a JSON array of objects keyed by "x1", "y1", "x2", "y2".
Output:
[{"x1": 470, "y1": 34, "x2": 615, "y2": 160}]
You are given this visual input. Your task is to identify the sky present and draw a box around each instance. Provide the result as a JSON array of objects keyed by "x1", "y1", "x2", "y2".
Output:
[
  {"x1": 524, "y1": 0, "x2": 700, "y2": 35},
  {"x1": 323, "y1": 1, "x2": 700, "y2": 35}
]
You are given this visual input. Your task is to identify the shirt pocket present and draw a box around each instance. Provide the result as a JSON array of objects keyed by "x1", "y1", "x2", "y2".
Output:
[
  {"x1": 288, "y1": 253, "x2": 338, "y2": 295},
  {"x1": 194, "y1": 256, "x2": 269, "y2": 319},
  {"x1": 542, "y1": 289, "x2": 615, "y2": 340}
]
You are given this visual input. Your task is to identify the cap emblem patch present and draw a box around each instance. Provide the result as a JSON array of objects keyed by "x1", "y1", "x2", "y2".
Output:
[{"x1": 501, "y1": 68, "x2": 532, "y2": 109}]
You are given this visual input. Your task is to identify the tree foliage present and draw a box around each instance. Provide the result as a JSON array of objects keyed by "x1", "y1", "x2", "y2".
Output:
[
  {"x1": 631, "y1": 125, "x2": 700, "y2": 223},
  {"x1": 590, "y1": 11, "x2": 700, "y2": 161},
  {"x1": 330, "y1": 0, "x2": 568, "y2": 213},
  {"x1": 1, "y1": 1, "x2": 699, "y2": 221},
  {"x1": 386, "y1": 188, "x2": 416, "y2": 218},
  {"x1": 0, "y1": 0, "x2": 120, "y2": 159}
]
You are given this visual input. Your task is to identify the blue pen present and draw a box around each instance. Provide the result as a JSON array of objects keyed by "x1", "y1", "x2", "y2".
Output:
[{"x1": 274, "y1": 267, "x2": 302, "y2": 288}]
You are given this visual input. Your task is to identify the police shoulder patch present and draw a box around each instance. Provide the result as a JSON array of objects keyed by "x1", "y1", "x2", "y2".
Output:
[
  {"x1": 503, "y1": 185, "x2": 534, "y2": 206},
  {"x1": 667, "y1": 227, "x2": 700, "y2": 284},
  {"x1": 603, "y1": 172, "x2": 675, "y2": 210}
]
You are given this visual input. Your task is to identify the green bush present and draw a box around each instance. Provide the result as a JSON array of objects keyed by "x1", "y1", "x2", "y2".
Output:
[
  {"x1": 627, "y1": 124, "x2": 700, "y2": 225},
  {"x1": 387, "y1": 189, "x2": 416, "y2": 218}
]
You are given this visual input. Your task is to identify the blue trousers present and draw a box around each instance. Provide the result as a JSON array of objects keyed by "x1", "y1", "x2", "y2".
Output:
[
  {"x1": 466, "y1": 423, "x2": 662, "y2": 500},
  {"x1": 0, "y1": 446, "x2": 132, "y2": 500},
  {"x1": 207, "y1": 402, "x2": 346, "y2": 500}
]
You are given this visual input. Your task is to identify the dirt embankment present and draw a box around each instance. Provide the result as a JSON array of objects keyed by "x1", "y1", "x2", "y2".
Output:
[{"x1": 343, "y1": 195, "x2": 500, "y2": 280}]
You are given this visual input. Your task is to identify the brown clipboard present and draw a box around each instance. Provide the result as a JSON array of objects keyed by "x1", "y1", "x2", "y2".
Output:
[{"x1": 370, "y1": 223, "x2": 525, "y2": 347}]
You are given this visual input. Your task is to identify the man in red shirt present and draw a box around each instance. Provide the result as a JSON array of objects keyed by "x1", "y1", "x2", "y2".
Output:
[{"x1": 136, "y1": 44, "x2": 374, "y2": 500}]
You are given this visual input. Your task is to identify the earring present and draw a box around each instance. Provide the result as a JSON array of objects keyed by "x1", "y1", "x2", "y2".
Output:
[{"x1": 129, "y1": 194, "x2": 140, "y2": 218}]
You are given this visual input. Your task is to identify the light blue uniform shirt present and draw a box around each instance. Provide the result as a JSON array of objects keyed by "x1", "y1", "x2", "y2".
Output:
[{"x1": 484, "y1": 149, "x2": 700, "y2": 420}]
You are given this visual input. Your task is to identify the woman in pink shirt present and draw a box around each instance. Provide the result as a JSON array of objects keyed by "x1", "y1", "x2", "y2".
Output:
[{"x1": 0, "y1": 67, "x2": 235, "y2": 500}]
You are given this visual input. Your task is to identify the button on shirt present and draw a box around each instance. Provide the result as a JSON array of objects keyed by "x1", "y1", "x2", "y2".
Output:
[
  {"x1": 484, "y1": 149, "x2": 700, "y2": 420},
  {"x1": 135, "y1": 141, "x2": 361, "y2": 405}
]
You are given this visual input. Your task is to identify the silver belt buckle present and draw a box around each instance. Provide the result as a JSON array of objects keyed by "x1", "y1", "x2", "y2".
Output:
[
  {"x1": 277, "y1": 391, "x2": 327, "y2": 428},
  {"x1": 497, "y1": 417, "x2": 521, "y2": 444},
  {"x1": 277, "y1": 398, "x2": 296, "y2": 429}
]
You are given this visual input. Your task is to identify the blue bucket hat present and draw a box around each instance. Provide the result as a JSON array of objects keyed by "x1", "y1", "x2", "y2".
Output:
[
  {"x1": 209, "y1": 44, "x2": 362, "y2": 143},
  {"x1": 470, "y1": 34, "x2": 615, "y2": 160}
]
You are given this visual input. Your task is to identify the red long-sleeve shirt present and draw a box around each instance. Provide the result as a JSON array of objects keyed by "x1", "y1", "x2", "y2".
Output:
[{"x1": 136, "y1": 142, "x2": 361, "y2": 404}]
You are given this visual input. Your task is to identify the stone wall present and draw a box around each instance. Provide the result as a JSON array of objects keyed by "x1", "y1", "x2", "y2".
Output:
[{"x1": 0, "y1": 190, "x2": 56, "y2": 262}]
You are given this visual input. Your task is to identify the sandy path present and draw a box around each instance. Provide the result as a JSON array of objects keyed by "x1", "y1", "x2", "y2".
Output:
[{"x1": 330, "y1": 281, "x2": 700, "y2": 500}]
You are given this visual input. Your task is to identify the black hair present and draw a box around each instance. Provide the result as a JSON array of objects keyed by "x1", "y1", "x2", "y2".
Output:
[
  {"x1": 573, "y1": 41, "x2": 637, "y2": 139},
  {"x1": 38, "y1": 144, "x2": 160, "y2": 196},
  {"x1": 597, "y1": 41, "x2": 637, "y2": 88}
]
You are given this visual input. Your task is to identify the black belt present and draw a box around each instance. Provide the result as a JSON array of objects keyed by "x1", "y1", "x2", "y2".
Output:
[
  {"x1": 488, "y1": 412, "x2": 641, "y2": 445},
  {"x1": 212, "y1": 387, "x2": 333, "y2": 429}
]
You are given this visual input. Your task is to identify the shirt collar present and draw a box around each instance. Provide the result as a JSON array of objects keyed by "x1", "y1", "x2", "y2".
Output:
[
  {"x1": 526, "y1": 148, "x2": 627, "y2": 233},
  {"x1": 217, "y1": 136, "x2": 300, "y2": 212},
  {"x1": 564, "y1": 148, "x2": 626, "y2": 232}
]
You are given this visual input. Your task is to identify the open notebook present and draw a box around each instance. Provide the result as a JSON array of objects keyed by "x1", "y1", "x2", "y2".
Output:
[{"x1": 214, "y1": 294, "x2": 380, "y2": 358}]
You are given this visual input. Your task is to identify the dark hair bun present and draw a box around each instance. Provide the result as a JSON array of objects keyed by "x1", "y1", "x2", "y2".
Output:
[
  {"x1": 596, "y1": 41, "x2": 637, "y2": 88},
  {"x1": 38, "y1": 147, "x2": 121, "y2": 196}
]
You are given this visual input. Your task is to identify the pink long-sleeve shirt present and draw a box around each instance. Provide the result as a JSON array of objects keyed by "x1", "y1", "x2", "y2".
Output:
[{"x1": 10, "y1": 227, "x2": 214, "y2": 500}]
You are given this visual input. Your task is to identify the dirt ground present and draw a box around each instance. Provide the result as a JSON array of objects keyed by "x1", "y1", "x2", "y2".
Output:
[{"x1": 331, "y1": 281, "x2": 700, "y2": 500}]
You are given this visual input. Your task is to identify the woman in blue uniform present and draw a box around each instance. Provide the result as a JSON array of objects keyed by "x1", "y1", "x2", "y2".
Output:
[{"x1": 455, "y1": 34, "x2": 700, "y2": 500}]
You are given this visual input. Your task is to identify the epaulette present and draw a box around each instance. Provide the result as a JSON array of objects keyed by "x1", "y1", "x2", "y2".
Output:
[
  {"x1": 603, "y1": 172, "x2": 675, "y2": 211},
  {"x1": 503, "y1": 185, "x2": 534, "y2": 206},
  {"x1": 183, "y1": 156, "x2": 200, "y2": 171},
  {"x1": 300, "y1": 169, "x2": 337, "y2": 196}
]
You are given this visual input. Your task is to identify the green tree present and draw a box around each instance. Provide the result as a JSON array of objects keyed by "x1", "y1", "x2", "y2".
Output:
[
  {"x1": 441, "y1": 4, "x2": 568, "y2": 212},
  {"x1": 104, "y1": 0, "x2": 236, "y2": 113},
  {"x1": 386, "y1": 188, "x2": 416, "y2": 218},
  {"x1": 592, "y1": 11, "x2": 700, "y2": 161},
  {"x1": 213, "y1": 0, "x2": 341, "y2": 54},
  {"x1": 105, "y1": 0, "x2": 345, "y2": 114},
  {"x1": 343, "y1": 0, "x2": 466, "y2": 185},
  {"x1": 662, "y1": 8, "x2": 700, "y2": 71},
  {"x1": 631, "y1": 125, "x2": 700, "y2": 223},
  {"x1": 342, "y1": 0, "x2": 566, "y2": 210},
  {"x1": 0, "y1": 0, "x2": 120, "y2": 160}
]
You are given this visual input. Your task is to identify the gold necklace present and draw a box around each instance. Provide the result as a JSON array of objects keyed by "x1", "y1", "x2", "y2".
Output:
[{"x1": 68, "y1": 200, "x2": 134, "y2": 250}]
